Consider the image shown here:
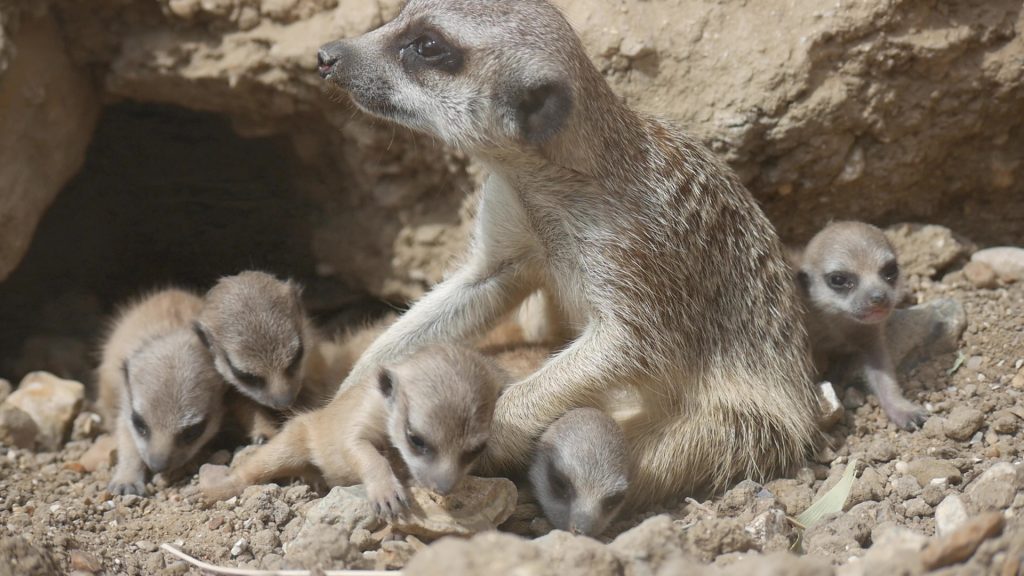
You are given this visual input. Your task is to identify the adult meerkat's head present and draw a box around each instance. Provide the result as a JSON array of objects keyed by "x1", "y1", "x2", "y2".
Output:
[
  {"x1": 316, "y1": 0, "x2": 581, "y2": 152},
  {"x1": 122, "y1": 330, "x2": 226, "y2": 474},
  {"x1": 378, "y1": 345, "x2": 502, "y2": 495},
  {"x1": 195, "y1": 271, "x2": 311, "y2": 410},
  {"x1": 798, "y1": 222, "x2": 901, "y2": 325}
]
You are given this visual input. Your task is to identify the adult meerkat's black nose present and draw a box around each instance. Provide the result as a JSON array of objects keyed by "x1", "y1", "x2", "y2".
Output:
[{"x1": 317, "y1": 41, "x2": 346, "y2": 78}]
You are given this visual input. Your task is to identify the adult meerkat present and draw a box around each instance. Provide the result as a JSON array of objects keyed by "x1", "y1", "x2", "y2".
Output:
[
  {"x1": 316, "y1": 0, "x2": 820, "y2": 507},
  {"x1": 97, "y1": 289, "x2": 226, "y2": 495},
  {"x1": 795, "y1": 221, "x2": 928, "y2": 430},
  {"x1": 199, "y1": 344, "x2": 502, "y2": 518},
  {"x1": 530, "y1": 407, "x2": 629, "y2": 537}
]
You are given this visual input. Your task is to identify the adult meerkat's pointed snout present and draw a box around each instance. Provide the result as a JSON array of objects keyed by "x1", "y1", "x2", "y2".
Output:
[{"x1": 317, "y1": 41, "x2": 348, "y2": 79}]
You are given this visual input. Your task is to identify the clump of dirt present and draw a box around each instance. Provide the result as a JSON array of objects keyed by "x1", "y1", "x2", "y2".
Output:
[{"x1": 1, "y1": 228, "x2": 1022, "y2": 575}]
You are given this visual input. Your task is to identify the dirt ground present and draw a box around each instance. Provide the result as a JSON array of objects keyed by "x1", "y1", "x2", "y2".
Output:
[{"x1": 1, "y1": 226, "x2": 1022, "y2": 575}]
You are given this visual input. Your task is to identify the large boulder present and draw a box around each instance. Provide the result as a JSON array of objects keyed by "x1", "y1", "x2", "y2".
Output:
[
  {"x1": 0, "y1": 9, "x2": 99, "y2": 283},
  {"x1": 2, "y1": 0, "x2": 1022, "y2": 299}
]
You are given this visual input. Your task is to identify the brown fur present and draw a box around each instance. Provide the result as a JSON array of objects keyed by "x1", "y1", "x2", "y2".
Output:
[{"x1": 316, "y1": 0, "x2": 821, "y2": 507}]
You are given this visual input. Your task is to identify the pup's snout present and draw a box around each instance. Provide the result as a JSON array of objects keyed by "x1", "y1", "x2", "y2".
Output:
[{"x1": 317, "y1": 41, "x2": 347, "y2": 78}]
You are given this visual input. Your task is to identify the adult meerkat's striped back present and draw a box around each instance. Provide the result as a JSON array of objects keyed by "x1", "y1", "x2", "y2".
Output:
[{"x1": 317, "y1": 0, "x2": 820, "y2": 506}]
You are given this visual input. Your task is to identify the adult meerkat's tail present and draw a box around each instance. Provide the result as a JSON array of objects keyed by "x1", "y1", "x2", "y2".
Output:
[{"x1": 621, "y1": 369, "x2": 821, "y2": 507}]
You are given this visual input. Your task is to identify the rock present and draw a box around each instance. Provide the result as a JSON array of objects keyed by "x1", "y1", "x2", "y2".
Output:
[
  {"x1": 962, "y1": 261, "x2": 999, "y2": 289},
  {"x1": 964, "y1": 462, "x2": 1020, "y2": 511},
  {"x1": 745, "y1": 509, "x2": 793, "y2": 552},
  {"x1": 403, "y1": 532, "x2": 545, "y2": 576},
  {"x1": 906, "y1": 458, "x2": 962, "y2": 487},
  {"x1": 902, "y1": 498, "x2": 932, "y2": 518},
  {"x1": 301, "y1": 485, "x2": 380, "y2": 534},
  {"x1": 534, "y1": 531, "x2": 623, "y2": 576},
  {"x1": 890, "y1": 475, "x2": 921, "y2": 501},
  {"x1": 920, "y1": 483, "x2": 948, "y2": 507},
  {"x1": 0, "y1": 405, "x2": 39, "y2": 450},
  {"x1": 803, "y1": 511, "x2": 872, "y2": 559},
  {"x1": 4, "y1": 372, "x2": 85, "y2": 451},
  {"x1": 229, "y1": 539, "x2": 247, "y2": 558},
  {"x1": 69, "y1": 550, "x2": 103, "y2": 573},
  {"x1": 0, "y1": 13, "x2": 99, "y2": 283},
  {"x1": 990, "y1": 411, "x2": 1020, "y2": 435},
  {"x1": 70, "y1": 412, "x2": 102, "y2": 441},
  {"x1": 818, "y1": 381, "x2": 844, "y2": 429},
  {"x1": 720, "y1": 479, "x2": 762, "y2": 514},
  {"x1": 375, "y1": 540, "x2": 419, "y2": 571},
  {"x1": 610, "y1": 515, "x2": 689, "y2": 572},
  {"x1": 844, "y1": 524, "x2": 926, "y2": 576},
  {"x1": 0, "y1": 535, "x2": 61, "y2": 576},
  {"x1": 720, "y1": 551, "x2": 833, "y2": 576},
  {"x1": 0, "y1": 379, "x2": 11, "y2": 404},
  {"x1": 847, "y1": 467, "x2": 885, "y2": 509},
  {"x1": 943, "y1": 406, "x2": 985, "y2": 441},
  {"x1": 919, "y1": 512, "x2": 1005, "y2": 570},
  {"x1": 282, "y1": 525, "x2": 364, "y2": 570},
  {"x1": 886, "y1": 225, "x2": 971, "y2": 279},
  {"x1": 971, "y1": 247, "x2": 1024, "y2": 283},
  {"x1": 867, "y1": 440, "x2": 896, "y2": 464},
  {"x1": 934, "y1": 495, "x2": 969, "y2": 537},
  {"x1": 763, "y1": 479, "x2": 814, "y2": 515},
  {"x1": 77, "y1": 434, "x2": 117, "y2": 472},
  {"x1": 393, "y1": 476, "x2": 517, "y2": 540},
  {"x1": 686, "y1": 517, "x2": 755, "y2": 560},
  {"x1": 886, "y1": 299, "x2": 967, "y2": 372}
]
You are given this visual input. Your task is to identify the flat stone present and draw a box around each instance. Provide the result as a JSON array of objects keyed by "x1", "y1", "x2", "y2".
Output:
[
  {"x1": 934, "y1": 494, "x2": 968, "y2": 537},
  {"x1": 964, "y1": 462, "x2": 1020, "y2": 511},
  {"x1": 5, "y1": 371, "x2": 85, "y2": 451},
  {"x1": 302, "y1": 485, "x2": 380, "y2": 534},
  {"x1": 906, "y1": 458, "x2": 961, "y2": 487},
  {"x1": 0, "y1": 405, "x2": 39, "y2": 449},
  {"x1": 943, "y1": 406, "x2": 984, "y2": 441},
  {"x1": 69, "y1": 550, "x2": 102, "y2": 573},
  {"x1": 403, "y1": 532, "x2": 544, "y2": 576},
  {"x1": 919, "y1": 512, "x2": 1004, "y2": 570},
  {"x1": 886, "y1": 299, "x2": 967, "y2": 373},
  {"x1": 393, "y1": 476, "x2": 517, "y2": 540},
  {"x1": 962, "y1": 261, "x2": 999, "y2": 289},
  {"x1": 971, "y1": 246, "x2": 1024, "y2": 283}
]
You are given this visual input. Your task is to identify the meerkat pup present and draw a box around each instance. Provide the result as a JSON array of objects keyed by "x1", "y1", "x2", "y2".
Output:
[
  {"x1": 315, "y1": 0, "x2": 820, "y2": 508},
  {"x1": 530, "y1": 408, "x2": 629, "y2": 537},
  {"x1": 199, "y1": 344, "x2": 502, "y2": 517},
  {"x1": 195, "y1": 271, "x2": 317, "y2": 412},
  {"x1": 796, "y1": 221, "x2": 928, "y2": 430},
  {"x1": 97, "y1": 289, "x2": 226, "y2": 495}
]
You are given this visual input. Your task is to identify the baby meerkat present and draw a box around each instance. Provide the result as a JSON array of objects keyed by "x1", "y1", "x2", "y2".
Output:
[
  {"x1": 195, "y1": 271, "x2": 316, "y2": 412},
  {"x1": 199, "y1": 344, "x2": 503, "y2": 518},
  {"x1": 97, "y1": 289, "x2": 226, "y2": 495},
  {"x1": 530, "y1": 408, "x2": 629, "y2": 537},
  {"x1": 796, "y1": 221, "x2": 928, "y2": 430}
]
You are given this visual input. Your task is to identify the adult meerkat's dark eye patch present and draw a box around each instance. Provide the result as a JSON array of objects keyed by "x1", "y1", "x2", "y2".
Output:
[{"x1": 397, "y1": 25, "x2": 464, "y2": 75}]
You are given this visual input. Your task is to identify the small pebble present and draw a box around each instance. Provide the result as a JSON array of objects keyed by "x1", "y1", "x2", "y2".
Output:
[{"x1": 231, "y1": 538, "x2": 248, "y2": 557}]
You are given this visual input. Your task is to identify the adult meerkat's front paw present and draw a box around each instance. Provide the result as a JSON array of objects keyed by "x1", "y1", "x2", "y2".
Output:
[
  {"x1": 478, "y1": 400, "x2": 543, "y2": 475},
  {"x1": 882, "y1": 398, "x2": 930, "y2": 431}
]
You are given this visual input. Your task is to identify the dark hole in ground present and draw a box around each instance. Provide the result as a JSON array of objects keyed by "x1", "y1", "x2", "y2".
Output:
[{"x1": 0, "y1": 102, "x2": 383, "y2": 386}]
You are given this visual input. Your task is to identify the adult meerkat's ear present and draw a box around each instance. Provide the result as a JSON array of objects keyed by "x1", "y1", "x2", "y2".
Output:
[{"x1": 505, "y1": 76, "x2": 573, "y2": 145}]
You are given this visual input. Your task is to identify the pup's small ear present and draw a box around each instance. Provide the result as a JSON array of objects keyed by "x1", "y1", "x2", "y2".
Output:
[
  {"x1": 378, "y1": 368, "x2": 396, "y2": 402},
  {"x1": 510, "y1": 78, "x2": 573, "y2": 145},
  {"x1": 193, "y1": 321, "x2": 212, "y2": 350}
]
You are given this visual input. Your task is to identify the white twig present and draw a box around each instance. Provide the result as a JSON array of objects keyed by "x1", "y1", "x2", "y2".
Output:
[{"x1": 160, "y1": 543, "x2": 401, "y2": 576}]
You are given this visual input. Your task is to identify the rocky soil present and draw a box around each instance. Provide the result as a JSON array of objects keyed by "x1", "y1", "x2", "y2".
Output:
[{"x1": 0, "y1": 227, "x2": 1022, "y2": 575}]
